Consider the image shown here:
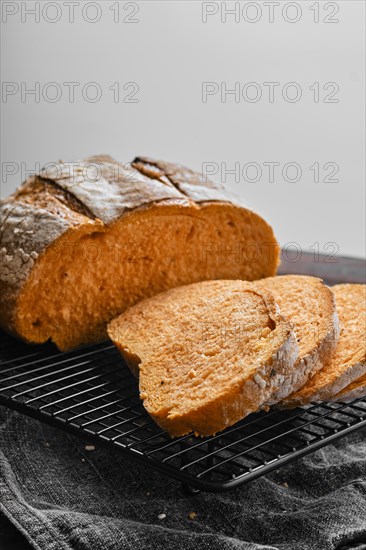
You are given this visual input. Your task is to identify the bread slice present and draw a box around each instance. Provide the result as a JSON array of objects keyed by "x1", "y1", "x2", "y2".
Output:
[
  {"x1": 254, "y1": 275, "x2": 339, "y2": 404},
  {"x1": 108, "y1": 280, "x2": 298, "y2": 437},
  {"x1": 281, "y1": 284, "x2": 366, "y2": 407},
  {"x1": 332, "y1": 373, "x2": 366, "y2": 402},
  {"x1": 0, "y1": 155, "x2": 279, "y2": 351}
]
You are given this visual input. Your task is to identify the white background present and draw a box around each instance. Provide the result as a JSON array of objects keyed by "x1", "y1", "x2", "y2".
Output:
[{"x1": 1, "y1": 0, "x2": 365, "y2": 258}]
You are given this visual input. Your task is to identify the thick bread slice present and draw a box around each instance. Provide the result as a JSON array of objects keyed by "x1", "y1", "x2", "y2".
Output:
[
  {"x1": 332, "y1": 373, "x2": 366, "y2": 402},
  {"x1": 281, "y1": 284, "x2": 366, "y2": 407},
  {"x1": 108, "y1": 280, "x2": 298, "y2": 437},
  {"x1": 0, "y1": 156, "x2": 279, "y2": 351},
  {"x1": 254, "y1": 275, "x2": 339, "y2": 404}
]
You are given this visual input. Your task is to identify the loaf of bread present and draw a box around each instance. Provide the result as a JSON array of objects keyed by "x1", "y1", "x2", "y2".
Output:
[
  {"x1": 255, "y1": 275, "x2": 339, "y2": 404},
  {"x1": 108, "y1": 280, "x2": 298, "y2": 437},
  {"x1": 0, "y1": 155, "x2": 279, "y2": 350},
  {"x1": 281, "y1": 284, "x2": 366, "y2": 406}
]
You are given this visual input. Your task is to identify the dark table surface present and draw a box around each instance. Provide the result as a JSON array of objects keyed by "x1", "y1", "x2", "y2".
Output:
[{"x1": 1, "y1": 251, "x2": 365, "y2": 550}]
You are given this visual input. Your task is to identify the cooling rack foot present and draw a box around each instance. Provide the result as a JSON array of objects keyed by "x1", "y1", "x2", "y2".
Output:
[{"x1": 181, "y1": 483, "x2": 201, "y2": 496}]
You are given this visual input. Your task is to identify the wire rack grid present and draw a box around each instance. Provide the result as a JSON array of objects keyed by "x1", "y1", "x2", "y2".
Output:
[{"x1": 0, "y1": 330, "x2": 365, "y2": 493}]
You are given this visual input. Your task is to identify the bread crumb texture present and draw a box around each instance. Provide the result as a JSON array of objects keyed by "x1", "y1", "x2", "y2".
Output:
[
  {"x1": 282, "y1": 284, "x2": 366, "y2": 406},
  {"x1": 108, "y1": 280, "x2": 298, "y2": 437}
]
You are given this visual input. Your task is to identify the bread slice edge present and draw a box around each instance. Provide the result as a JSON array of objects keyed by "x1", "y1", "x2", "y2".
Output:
[{"x1": 332, "y1": 371, "x2": 366, "y2": 402}]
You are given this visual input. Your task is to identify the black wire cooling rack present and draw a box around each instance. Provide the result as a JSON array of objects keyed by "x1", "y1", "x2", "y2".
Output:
[{"x1": 0, "y1": 329, "x2": 365, "y2": 493}]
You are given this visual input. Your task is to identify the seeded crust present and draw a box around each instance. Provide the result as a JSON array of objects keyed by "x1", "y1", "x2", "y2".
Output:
[
  {"x1": 332, "y1": 373, "x2": 366, "y2": 402},
  {"x1": 254, "y1": 276, "x2": 339, "y2": 405},
  {"x1": 0, "y1": 156, "x2": 279, "y2": 351},
  {"x1": 281, "y1": 284, "x2": 366, "y2": 407},
  {"x1": 108, "y1": 280, "x2": 298, "y2": 437}
]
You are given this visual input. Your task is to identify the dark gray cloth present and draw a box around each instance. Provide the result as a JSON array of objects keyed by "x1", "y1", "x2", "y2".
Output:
[{"x1": 0, "y1": 406, "x2": 366, "y2": 550}]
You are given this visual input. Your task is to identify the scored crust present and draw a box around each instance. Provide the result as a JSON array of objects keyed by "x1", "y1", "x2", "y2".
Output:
[
  {"x1": 0, "y1": 156, "x2": 280, "y2": 350},
  {"x1": 281, "y1": 284, "x2": 366, "y2": 407},
  {"x1": 108, "y1": 280, "x2": 298, "y2": 437},
  {"x1": 254, "y1": 275, "x2": 339, "y2": 405}
]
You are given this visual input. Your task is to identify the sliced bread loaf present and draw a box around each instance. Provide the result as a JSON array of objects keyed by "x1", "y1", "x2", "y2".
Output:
[
  {"x1": 0, "y1": 156, "x2": 279, "y2": 351},
  {"x1": 281, "y1": 284, "x2": 366, "y2": 407},
  {"x1": 108, "y1": 280, "x2": 298, "y2": 437},
  {"x1": 254, "y1": 275, "x2": 339, "y2": 404}
]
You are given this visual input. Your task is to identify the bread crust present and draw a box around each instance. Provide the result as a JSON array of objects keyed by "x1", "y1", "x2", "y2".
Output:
[
  {"x1": 282, "y1": 359, "x2": 366, "y2": 406},
  {"x1": 265, "y1": 317, "x2": 340, "y2": 406},
  {"x1": 0, "y1": 156, "x2": 280, "y2": 349},
  {"x1": 255, "y1": 276, "x2": 340, "y2": 406},
  {"x1": 280, "y1": 283, "x2": 366, "y2": 407},
  {"x1": 332, "y1": 373, "x2": 366, "y2": 402}
]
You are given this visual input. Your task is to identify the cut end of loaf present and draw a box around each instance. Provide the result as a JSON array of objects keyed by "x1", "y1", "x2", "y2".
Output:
[{"x1": 5, "y1": 202, "x2": 279, "y2": 350}]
